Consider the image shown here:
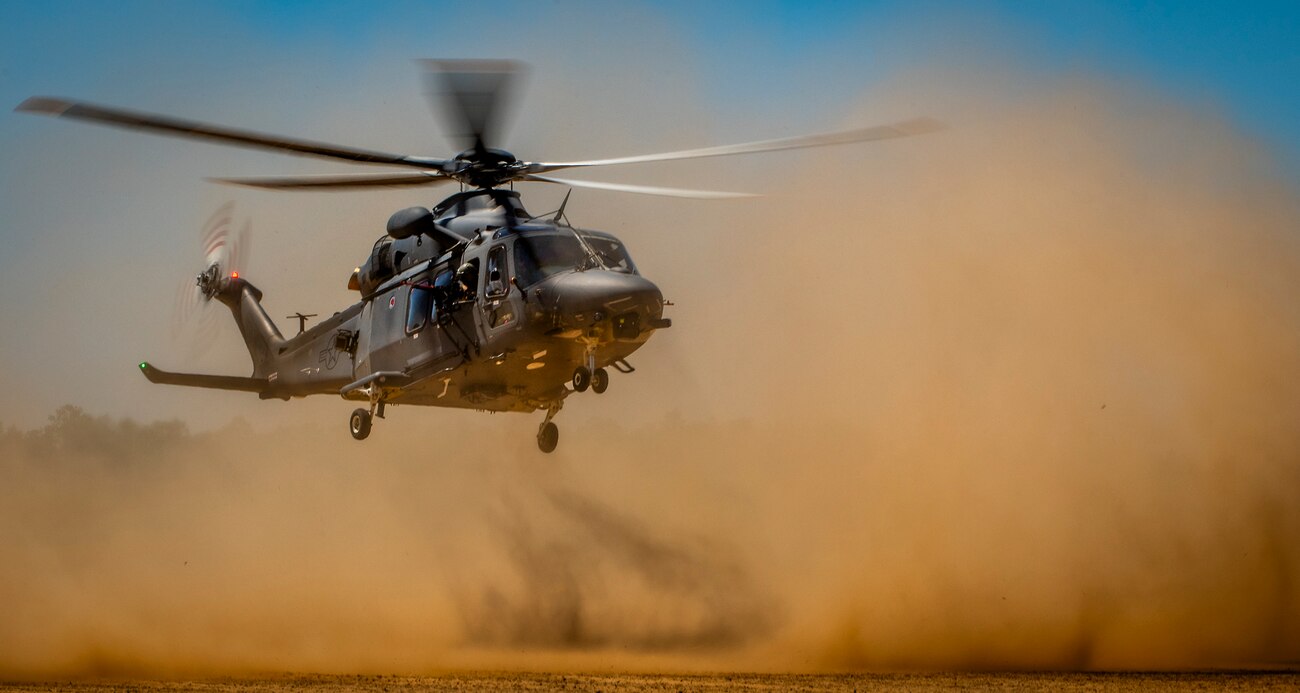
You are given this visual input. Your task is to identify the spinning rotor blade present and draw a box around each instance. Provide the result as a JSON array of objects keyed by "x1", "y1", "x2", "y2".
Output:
[
  {"x1": 172, "y1": 277, "x2": 222, "y2": 358},
  {"x1": 422, "y1": 59, "x2": 526, "y2": 151},
  {"x1": 530, "y1": 117, "x2": 944, "y2": 172},
  {"x1": 16, "y1": 97, "x2": 447, "y2": 170},
  {"x1": 199, "y1": 201, "x2": 245, "y2": 273},
  {"x1": 173, "y1": 202, "x2": 249, "y2": 358},
  {"x1": 524, "y1": 174, "x2": 754, "y2": 199},
  {"x1": 231, "y1": 220, "x2": 251, "y2": 277},
  {"x1": 210, "y1": 170, "x2": 455, "y2": 190}
]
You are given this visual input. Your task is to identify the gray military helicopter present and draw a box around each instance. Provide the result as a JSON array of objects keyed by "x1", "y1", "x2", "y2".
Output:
[{"x1": 17, "y1": 60, "x2": 939, "y2": 452}]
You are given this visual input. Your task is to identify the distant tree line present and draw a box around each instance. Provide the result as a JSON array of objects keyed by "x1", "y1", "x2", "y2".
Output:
[{"x1": 1, "y1": 405, "x2": 191, "y2": 467}]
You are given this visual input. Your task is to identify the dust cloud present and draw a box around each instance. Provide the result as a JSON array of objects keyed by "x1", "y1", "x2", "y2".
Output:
[{"x1": 3, "y1": 65, "x2": 1300, "y2": 677}]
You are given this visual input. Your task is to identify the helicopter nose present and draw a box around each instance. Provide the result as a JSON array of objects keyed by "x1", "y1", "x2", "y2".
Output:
[{"x1": 551, "y1": 270, "x2": 664, "y2": 337}]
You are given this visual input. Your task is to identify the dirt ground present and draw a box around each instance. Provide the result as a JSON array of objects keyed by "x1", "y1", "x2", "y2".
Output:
[{"x1": 3, "y1": 672, "x2": 1300, "y2": 692}]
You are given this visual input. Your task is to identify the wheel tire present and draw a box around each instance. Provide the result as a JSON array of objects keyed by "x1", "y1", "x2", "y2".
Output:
[
  {"x1": 349, "y1": 408, "x2": 372, "y2": 440},
  {"x1": 572, "y1": 366, "x2": 591, "y2": 392},
  {"x1": 591, "y1": 368, "x2": 610, "y2": 394},
  {"x1": 537, "y1": 421, "x2": 559, "y2": 453}
]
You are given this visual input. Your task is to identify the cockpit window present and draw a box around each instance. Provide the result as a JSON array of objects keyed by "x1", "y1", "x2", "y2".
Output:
[
  {"x1": 580, "y1": 232, "x2": 638, "y2": 274},
  {"x1": 514, "y1": 231, "x2": 593, "y2": 287},
  {"x1": 485, "y1": 245, "x2": 508, "y2": 297}
]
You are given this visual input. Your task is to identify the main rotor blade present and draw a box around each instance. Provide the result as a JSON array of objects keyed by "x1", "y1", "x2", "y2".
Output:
[
  {"x1": 16, "y1": 97, "x2": 448, "y2": 170},
  {"x1": 421, "y1": 59, "x2": 526, "y2": 151},
  {"x1": 523, "y1": 174, "x2": 754, "y2": 199},
  {"x1": 209, "y1": 170, "x2": 454, "y2": 191},
  {"x1": 530, "y1": 117, "x2": 944, "y2": 173}
]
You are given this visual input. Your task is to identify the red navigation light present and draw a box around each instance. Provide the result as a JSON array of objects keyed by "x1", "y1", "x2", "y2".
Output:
[{"x1": 230, "y1": 271, "x2": 240, "y2": 279}]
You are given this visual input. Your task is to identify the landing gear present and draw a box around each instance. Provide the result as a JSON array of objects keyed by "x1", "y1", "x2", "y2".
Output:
[
  {"x1": 349, "y1": 408, "x2": 372, "y2": 440},
  {"x1": 572, "y1": 366, "x2": 591, "y2": 392},
  {"x1": 591, "y1": 367, "x2": 609, "y2": 394},
  {"x1": 537, "y1": 421, "x2": 559, "y2": 453},
  {"x1": 537, "y1": 400, "x2": 563, "y2": 453},
  {"x1": 350, "y1": 387, "x2": 385, "y2": 441}
]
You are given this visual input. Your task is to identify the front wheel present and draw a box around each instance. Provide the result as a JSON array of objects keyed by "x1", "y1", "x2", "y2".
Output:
[
  {"x1": 572, "y1": 366, "x2": 591, "y2": 392},
  {"x1": 591, "y1": 368, "x2": 610, "y2": 394},
  {"x1": 349, "y1": 408, "x2": 372, "y2": 440},
  {"x1": 537, "y1": 421, "x2": 559, "y2": 453}
]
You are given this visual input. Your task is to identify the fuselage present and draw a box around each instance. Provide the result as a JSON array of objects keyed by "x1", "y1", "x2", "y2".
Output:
[{"x1": 252, "y1": 191, "x2": 668, "y2": 414}]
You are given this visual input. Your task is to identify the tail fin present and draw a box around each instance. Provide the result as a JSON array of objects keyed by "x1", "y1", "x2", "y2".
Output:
[{"x1": 214, "y1": 277, "x2": 284, "y2": 378}]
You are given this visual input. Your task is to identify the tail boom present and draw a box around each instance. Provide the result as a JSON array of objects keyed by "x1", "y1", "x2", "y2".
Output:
[
  {"x1": 143, "y1": 276, "x2": 361, "y2": 400},
  {"x1": 138, "y1": 362, "x2": 266, "y2": 393}
]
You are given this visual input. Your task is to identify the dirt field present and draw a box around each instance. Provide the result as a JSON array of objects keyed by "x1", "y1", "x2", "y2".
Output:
[{"x1": 3, "y1": 672, "x2": 1300, "y2": 692}]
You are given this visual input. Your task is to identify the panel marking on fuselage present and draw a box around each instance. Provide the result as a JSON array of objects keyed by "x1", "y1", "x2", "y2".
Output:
[{"x1": 319, "y1": 346, "x2": 339, "y2": 370}]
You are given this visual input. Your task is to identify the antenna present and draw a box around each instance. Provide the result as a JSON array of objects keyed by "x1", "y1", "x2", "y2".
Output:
[
  {"x1": 552, "y1": 188, "x2": 572, "y2": 225},
  {"x1": 286, "y1": 312, "x2": 318, "y2": 334}
]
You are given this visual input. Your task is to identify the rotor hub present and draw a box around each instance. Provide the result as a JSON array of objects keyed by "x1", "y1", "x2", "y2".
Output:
[
  {"x1": 447, "y1": 147, "x2": 527, "y2": 188},
  {"x1": 196, "y1": 263, "x2": 224, "y2": 299}
]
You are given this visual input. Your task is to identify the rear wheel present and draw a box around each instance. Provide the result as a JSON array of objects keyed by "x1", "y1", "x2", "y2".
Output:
[
  {"x1": 591, "y1": 368, "x2": 610, "y2": 394},
  {"x1": 537, "y1": 421, "x2": 559, "y2": 453},
  {"x1": 349, "y1": 408, "x2": 372, "y2": 440}
]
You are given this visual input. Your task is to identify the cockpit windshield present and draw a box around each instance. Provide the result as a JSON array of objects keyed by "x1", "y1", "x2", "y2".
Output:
[
  {"x1": 514, "y1": 231, "x2": 593, "y2": 287},
  {"x1": 514, "y1": 228, "x2": 640, "y2": 287},
  {"x1": 580, "y1": 231, "x2": 638, "y2": 274}
]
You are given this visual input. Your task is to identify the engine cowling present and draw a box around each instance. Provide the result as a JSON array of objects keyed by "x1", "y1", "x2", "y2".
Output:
[
  {"x1": 387, "y1": 206, "x2": 435, "y2": 240},
  {"x1": 353, "y1": 234, "x2": 445, "y2": 294}
]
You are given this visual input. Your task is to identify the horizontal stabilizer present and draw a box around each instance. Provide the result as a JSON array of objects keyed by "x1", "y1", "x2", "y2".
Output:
[{"x1": 138, "y1": 362, "x2": 265, "y2": 393}]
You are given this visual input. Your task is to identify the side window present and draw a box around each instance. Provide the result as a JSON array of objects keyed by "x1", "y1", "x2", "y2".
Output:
[
  {"x1": 406, "y1": 285, "x2": 433, "y2": 333},
  {"x1": 485, "y1": 245, "x2": 508, "y2": 298},
  {"x1": 430, "y1": 269, "x2": 454, "y2": 323},
  {"x1": 434, "y1": 269, "x2": 454, "y2": 294}
]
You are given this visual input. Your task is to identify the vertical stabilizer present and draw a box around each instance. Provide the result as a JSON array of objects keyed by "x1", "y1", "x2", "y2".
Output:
[{"x1": 215, "y1": 277, "x2": 284, "y2": 378}]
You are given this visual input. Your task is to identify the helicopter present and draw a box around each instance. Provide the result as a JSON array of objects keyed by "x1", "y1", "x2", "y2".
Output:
[{"x1": 16, "y1": 60, "x2": 940, "y2": 452}]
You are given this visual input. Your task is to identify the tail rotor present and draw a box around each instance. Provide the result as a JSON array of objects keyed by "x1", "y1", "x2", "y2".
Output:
[{"x1": 171, "y1": 202, "x2": 251, "y2": 357}]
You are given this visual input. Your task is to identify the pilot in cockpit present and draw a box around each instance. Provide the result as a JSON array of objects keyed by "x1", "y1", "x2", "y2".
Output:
[{"x1": 453, "y1": 261, "x2": 478, "y2": 303}]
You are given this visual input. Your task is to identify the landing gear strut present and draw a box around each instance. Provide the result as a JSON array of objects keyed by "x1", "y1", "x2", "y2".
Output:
[
  {"x1": 537, "y1": 401, "x2": 562, "y2": 453},
  {"x1": 572, "y1": 343, "x2": 600, "y2": 393}
]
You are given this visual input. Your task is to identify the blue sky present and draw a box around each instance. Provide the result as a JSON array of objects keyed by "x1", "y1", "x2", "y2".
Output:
[
  {"x1": 1, "y1": 0, "x2": 1297, "y2": 427},
  {"x1": 3, "y1": 1, "x2": 1298, "y2": 169}
]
